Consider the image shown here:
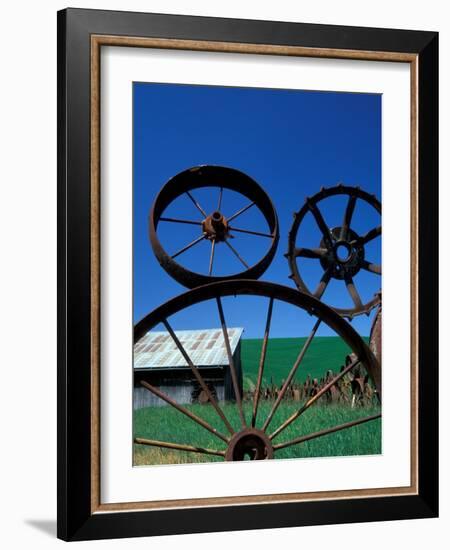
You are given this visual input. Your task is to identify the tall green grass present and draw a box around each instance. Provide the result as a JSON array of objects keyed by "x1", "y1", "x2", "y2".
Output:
[{"x1": 134, "y1": 401, "x2": 381, "y2": 466}]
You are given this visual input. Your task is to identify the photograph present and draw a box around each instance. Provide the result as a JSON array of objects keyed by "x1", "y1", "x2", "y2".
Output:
[
  {"x1": 54, "y1": 5, "x2": 439, "y2": 542},
  {"x1": 0, "y1": 0, "x2": 443, "y2": 544},
  {"x1": 132, "y1": 82, "x2": 382, "y2": 466}
]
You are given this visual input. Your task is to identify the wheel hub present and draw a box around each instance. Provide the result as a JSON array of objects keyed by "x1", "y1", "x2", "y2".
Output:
[
  {"x1": 334, "y1": 241, "x2": 352, "y2": 263},
  {"x1": 319, "y1": 227, "x2": 365, "y2": 280},
  {"x1": 202, "y1": 210, "x2": 230, "y2": 242},
  {"x1": 225, "y1": 428, "x2": 274, "y2": 461}
]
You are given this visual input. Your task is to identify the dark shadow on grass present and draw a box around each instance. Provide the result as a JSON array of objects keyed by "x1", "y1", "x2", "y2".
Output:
[{"x1": 25, "y1": 519, "x2": 56, "y2": 538}]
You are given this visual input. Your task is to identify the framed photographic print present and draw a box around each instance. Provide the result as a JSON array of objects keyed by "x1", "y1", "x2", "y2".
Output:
[{"x1": 57, "y1": 8, "x2": 438, "y2": 541}]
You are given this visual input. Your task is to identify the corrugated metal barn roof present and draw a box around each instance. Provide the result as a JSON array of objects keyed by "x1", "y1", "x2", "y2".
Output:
[{"x1": 134, "y1": 327, "x2": 244, "y2": 370}]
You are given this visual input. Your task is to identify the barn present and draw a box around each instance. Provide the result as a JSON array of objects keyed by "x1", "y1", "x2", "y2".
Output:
[{"x1": 133, "y1": 327, "x2": 243, "y2": 409}]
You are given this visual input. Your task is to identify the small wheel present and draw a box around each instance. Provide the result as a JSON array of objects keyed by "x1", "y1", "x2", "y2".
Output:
[
  {"x1": 149, "y1": 165, "x2": 279, "y2": 288},
  {"x1": 134, "y1": 280, "x2": 381, "y2": 463},
  {"x1": 286, "y1": 185, "x2": 381, "y2": 319}
]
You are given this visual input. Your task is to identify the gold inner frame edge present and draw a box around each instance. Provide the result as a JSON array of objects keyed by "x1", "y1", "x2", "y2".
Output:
[{"x1": 90, "y1": 34, "x2": 419, "y2": 514}]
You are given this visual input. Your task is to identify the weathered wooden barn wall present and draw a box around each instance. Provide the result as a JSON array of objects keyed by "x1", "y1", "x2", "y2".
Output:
[
  {"x1": 133, "y1": 327, "x2": 243, "y2": 409},
  {"x1": 134, "y1": 381, "x2": 226, "y2": 409},
  {"x1": 133, "y1": 367, "x2": 230, "y2": 409},
  {"x1": 224, "y1": 340, "x2": 243, "y2": 401}
]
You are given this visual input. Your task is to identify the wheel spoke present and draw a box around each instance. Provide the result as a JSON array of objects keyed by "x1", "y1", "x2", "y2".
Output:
[
  {"x1": 186, "y1": 190, "x2": 207, "y2": 218},
  {"x1": 224, "y1": 239, "x2": 250, "y2": 269},
  {"x1": 229, "y1": 226, "x2": 274, "y2": 239},
  {"x1": 262, "y1": 318, "x2": 321, "y2": 431},
  {"x1": 273, "y1": 413, "x2": 381, "y2": 451},
  {"x1": 354, "y1": 225, "x2": 381, "y2": 245},
  {"x1": 269, "y1": 357, "x2": 361, "y2": 440},
  {"x1": 314, "y1": 268, "x2": 332, "y2": 299},
  {"x1": 208, "y1": 239, "x2": 216, "y2": 276},
  {"x1": 227, "y1": 201, "x2": 255, "y2": 223},
  {"x1": 362, "y1": 260, "x2": 381, "y2": 275},
  {"x1": 135, "y1": 437, "x2": 225, "y2": 457},
  {"x1": 216, "y1": 297, "x2": 246, "y2": 427},
  {"x1": 340, "y1": 195, "x2": 357, "y2": 240},
  {"x1": 294, "y1": 247, "x2": 327, "y2": 259},
  {"x1": 139, "y1": 380, "x2": 229, "y2": 443},
  {"x1": 307, "y1": 200, "x2": 332, "y2": 247},
  {"x1": 162, "y1": 319, "x2": 234, "y2": 434},
  {"x1": 172, "y1": 234, "x2": 206, "y2": 259},
  {"x1": 251, "y1": 297, "x2": 274, "y2": 427},
  {"x1": 159, "y1": 217, "x2": 202, "y2": 227},
  {"x1": 345, "y1": 275, "x2": 363, "y2": 309},
  {"x1": 217, "y1": 187, "x2": 223, "y2": 211}
]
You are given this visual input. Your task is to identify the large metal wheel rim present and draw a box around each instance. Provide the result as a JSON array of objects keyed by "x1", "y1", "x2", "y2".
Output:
[
  {"x1": 134, "y1": 279, "x2": 380, "y2": 394},
  {"x1": 134, "y1": 280, "x2": 381, "y2": 462},
  {"x1": 149, "y1": 165, "x2": 280, "y2": 288},
  {"x1": 286, "y1": 185, "x2": 381, "y2": 319}
]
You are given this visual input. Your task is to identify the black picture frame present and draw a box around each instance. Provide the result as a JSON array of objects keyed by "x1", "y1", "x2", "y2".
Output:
[{"x1": 57, "y1": 7, "x2": 438, "y2": 541}]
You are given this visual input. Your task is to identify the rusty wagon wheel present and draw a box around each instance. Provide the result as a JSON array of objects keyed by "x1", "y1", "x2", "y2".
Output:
[
  {"x1": 286, "y1": 185, "x2": 381, "y2": 319},
  {"x1": 134, "y1": 280, "x2": 381, "y2": 462},
  {"x1": 149, "y1": 165, "x2": 279, "y2": 288}
]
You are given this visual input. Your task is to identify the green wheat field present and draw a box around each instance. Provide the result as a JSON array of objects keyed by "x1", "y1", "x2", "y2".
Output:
[
  {"x1": 240, "y1": 336, "x2": 360, "y2": 389},
  {"x1": 133, "y1": 336, "x2": 381, "y2": 466}
]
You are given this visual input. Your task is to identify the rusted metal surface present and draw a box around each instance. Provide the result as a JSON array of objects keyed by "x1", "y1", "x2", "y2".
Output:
[
  {"x1": 216, "y1": 296, "x2": 246, "y2": 427},
  {"x1": 273, "y1": 413, "x2": 382, "y2": 451},
  {"x1": 149, "y1": 165, "x2": 279, "y2": 288},
  {"x1": 368, "y1": 306, "x2": 382, "y2": 399},
  {"x1": 251, "y1": 297, "x2": 274, "y2": 427},
  {"x1": 370, "y1": 305, "x2": 382, "y2": 365},
  {"x1": 137, "y1": 170, "x2": 383, "y2": 463},
  {"x1": 135, "y1": 437, "x2": 225, "y2": 457},
  {"x1": 261, "y1": 317, "x2": 321, "y2": 431},
  {"x1": 139, "y1": 380, "x2": 230, "y2": 442},
  {"x1": 269, "y1": 357, "x2": 362, "y2": 440},
  {"x1": 202, "y1": 210, "x2": 229, "y2": 243},
  {"x1": 286, "y1": 185, "x2": 381, "y2": 319},
  {"x1": 245, "y1": 366, "x2": 364, "y2": 408},
  {"x1": 134, "y1": 280, "x2": 381, "y2": 461},
  {"x1": 344, "y1": 351, "x2": 381, "y2": 407},
  {"x1": 162, "y1": 319, "x2": 235, "y2": 434},
  {"x1": 225, "y1": 428, "x2": 274, "y2": 461}
]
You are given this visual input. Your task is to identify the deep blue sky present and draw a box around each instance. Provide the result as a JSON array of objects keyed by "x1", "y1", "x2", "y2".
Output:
[{"x1": 133, "y1": 83, "x2": 381, "y2": 338}]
